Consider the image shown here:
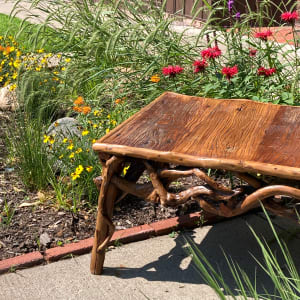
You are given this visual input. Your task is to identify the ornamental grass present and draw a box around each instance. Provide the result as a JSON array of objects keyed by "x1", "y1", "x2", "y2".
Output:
[{"x1": 2, "y1": 0, "x2": 299, "y2": 209}]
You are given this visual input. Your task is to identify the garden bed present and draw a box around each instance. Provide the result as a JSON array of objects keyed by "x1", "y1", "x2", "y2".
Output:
[{"x1": 0, "y1": 111, "x2": 201, "y2": 260}]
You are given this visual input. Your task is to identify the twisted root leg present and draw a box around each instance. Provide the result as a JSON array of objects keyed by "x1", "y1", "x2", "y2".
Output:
[
  {"x1": 198, "y1": 185, "x2": 300, "y2": 220},
  {"x1": 97, "y1": 215, "x2": 115, "y2": 252},
  {"x1": 90, "y1": 156, "x2": 123, "y2": 275},
  {"x1": 241, "y1": 185, "x2": 300, "y2": 211},
  {"x1": 159, "y1": 168, "x2": 233, "y2": 192}
]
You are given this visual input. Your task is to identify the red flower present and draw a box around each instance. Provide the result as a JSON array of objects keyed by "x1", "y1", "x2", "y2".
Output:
[
  {"x1": 193, "y1": 59, "x2": 208, "y2": 73},
  {"x1": 254, "y1": 30, "x2": 273, "y2": 41},
  {"x1": 201, "y1": 46, "x2": 222, "y2": 59},
  {"x1": 221, "y1": 65, "x2": 238, "y2": 80},
  {"x1": 257, "y1": 67, "x2": 276, "y2": 77},
  {"x1": 281, "y1": 11, "x2": 298, "y2": 22},
  {"x1": 249, "y1": 48, "x2": 257, "y2": 57},
  {"x1": 162, "y1": 65, "x2": 184, "y2": 77}
]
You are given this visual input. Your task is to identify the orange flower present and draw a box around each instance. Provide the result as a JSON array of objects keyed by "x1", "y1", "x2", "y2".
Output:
[
  {"x1": 74, "y1": 96, "x2": 84, "y2": 105},
  {"x1": 73, "y1": 106, "x2": 83, "y2": 112},
  {"x1": 115, "y1": 98, "x2": 122, "y2": 104},
  {"x1": 150, "y1": 74, "x2": 160, "y2": 83},
  {"x1": 82, "y1": 106, "x2": 91, "y2": 114}
]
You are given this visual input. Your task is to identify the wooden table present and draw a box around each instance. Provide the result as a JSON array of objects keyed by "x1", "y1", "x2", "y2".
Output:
[{"x1": 90, "y1": 92, "x2": 300, "y2": 275}]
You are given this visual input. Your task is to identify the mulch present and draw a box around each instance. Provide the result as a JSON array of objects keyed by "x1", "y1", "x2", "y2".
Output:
[{"x1": 0, "y1": 111, "x2": 202, "y2": 260}]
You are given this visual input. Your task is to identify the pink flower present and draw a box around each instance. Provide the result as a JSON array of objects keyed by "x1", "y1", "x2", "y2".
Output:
[
  {"x1": 201, "y1": 46, "x2": 222, "y2": 59},
  {"x1": 221, "y1": 65, "x2": 238, "y2": 80},
  {"x1": 257, "y1": 67, "x2": 276, "y2": 77},
  {"x1": 281, "y1": 11, "x2": 298, "y2": 22},
  {"x1": 193, "y1": 59, "x2": 208, "y2": 73},
  {"x1": 249, "y1": 48, "x2": 257, "y2": 57},
  {"x1": 162, "y1": 65, "x2": 184, "y2": 77},
  {"x1": 254, "y1": 30, "x2": 273, "y2": 41}
]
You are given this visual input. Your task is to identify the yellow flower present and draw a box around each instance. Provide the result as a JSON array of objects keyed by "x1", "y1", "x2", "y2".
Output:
[
  {"x1": 59, "y1": 154, "x2": 64, "y2": 159},
  {"x1": 75, "y1": 165, "x2": 84, "y2": 174},
  {"x1": 93, "y1": 124, "x2": 98, "y2": 128},
  {"x1": 61, "y1": 67, "x2": 66, "y2": 71},
  {"x1": 111, "y1": 120, "x2": 117, "y2": 126},
  {"x1": 105, "y1": 128, "x2": 110, "y2": 134},
  {"x1": 82, "y1": 130, "x2": 89, "y2": 136},
  {"x1": 37, "y1": 49, "x2": 44, "y2": 53},
  {"x1": 92, "y1": 139, "x2": 96, "y2": 143},
  {"x1": 69, "y1": 152, "x2": 75, "y2": 159},
  {"x1": 150, "y1": 74, "x2": 160, "y2": 83},
  {"x1": 75, "y1": 148, "x2": 82, "y2": 154},
  {"x1": 13, "y1": 59, "x2": 21, "y2": 68},
  {"x1": 49, "y1": 136, "x2": 55, "y2": 144},
  {"x1": 36, "y1": 66, "x2": 42, "y2": 71},
  {"x1": 71, "y1": 172, "x2": 80, "y2": 180},
  {"x1": 43, "y1": 135, "x2": 50, "y2": 143},
  {"x1": 0, "y1": 76, "x2": 3, "y2": 82},
  {"x1": 54, "y1": 121, "x2": 59, "y2": 127},
  {"x1": 123, "y1": 165, "x2": 130, "y2": 175},
  {"x1": 57, "y1": 54, "x2": 62, "y2": 58},
  {"x1": 9, "y1": 84, "x2": 17, "y2": 91},
  {"x1": 12, "y1": 72, "x2": 18, "y2": 79},
  {"x1": 67, "y1": 143, "x2": 74, "y2": 150},
  {"x1": 65, "y1": 58, "x2": 71, "y2": 63},
  {"x1": 63, "y1": 138, "x2": 68, "y2": 143},
  {"x1": 86, "y1": 166, "x2": 93, "y2": 172}
]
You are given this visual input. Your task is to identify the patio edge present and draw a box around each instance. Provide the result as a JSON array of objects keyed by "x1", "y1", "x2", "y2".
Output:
[{"x1": 0, "y1": 211, "x2": 221, "y2": 275}]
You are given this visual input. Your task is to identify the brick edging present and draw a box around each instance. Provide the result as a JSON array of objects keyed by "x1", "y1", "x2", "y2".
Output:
[{"x1": 0, "y1": 211, "x2": 220, "y2": 275}]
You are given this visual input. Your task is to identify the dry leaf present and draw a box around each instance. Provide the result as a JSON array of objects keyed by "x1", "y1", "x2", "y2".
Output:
[
  {"x1": 19, "y1": 201, "x2": 40, "y2": 208},
  {"x1": 13, "y1": 186, "x2": 25, "y2": 193},
  {"x1": 37, "y1": 191, "x2": 46, "y2": 201}
]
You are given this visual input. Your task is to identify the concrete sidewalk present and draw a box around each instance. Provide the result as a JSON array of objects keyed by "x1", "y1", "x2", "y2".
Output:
[{"x1": 0, "y1": 213, "x2": 299, "y2": 300}]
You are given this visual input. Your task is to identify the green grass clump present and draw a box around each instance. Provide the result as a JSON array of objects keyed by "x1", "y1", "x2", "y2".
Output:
[
  {"x1": 3, "y1": 0, "x2": 300, "y2": 209},
  {"x1": 185, "y1": 206, "x2": 300, "y2": 300},
  {"x1": 0, "y1": 13, "x2": 56, "y2": 52}
]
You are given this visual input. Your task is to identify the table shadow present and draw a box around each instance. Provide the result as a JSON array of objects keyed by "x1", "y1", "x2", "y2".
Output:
[{"x1": 103, "y1": 213, "x2": 300, "y2": 297}]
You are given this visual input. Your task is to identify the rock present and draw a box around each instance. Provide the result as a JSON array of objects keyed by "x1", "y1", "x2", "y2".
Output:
[
  {"x1": 46, "y1": 117, "x2": 81, "y2": 172},
  {"x1": 46, "y1": 117, "x2": 81, "y2": 140},
  {"x1": 39, "y1": 232, "x2": 51, "y2": 247},
  {"x1": 0, "y1": 85, "x2": 18, "y2": 111}
]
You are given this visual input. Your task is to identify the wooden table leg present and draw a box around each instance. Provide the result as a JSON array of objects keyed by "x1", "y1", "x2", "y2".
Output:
[{"x1": 90, "y1": 155, "x2": 123, "y2": 275}]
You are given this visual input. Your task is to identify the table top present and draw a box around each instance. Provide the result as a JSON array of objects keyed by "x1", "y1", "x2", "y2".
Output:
[{"x1": 93, "y1": 92, "x2": 300, "y2": 180}]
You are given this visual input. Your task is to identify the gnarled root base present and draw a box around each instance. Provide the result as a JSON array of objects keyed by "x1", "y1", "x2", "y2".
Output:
[{"x1": 91, "y1": 157, "x2": 300, "y2": 274}]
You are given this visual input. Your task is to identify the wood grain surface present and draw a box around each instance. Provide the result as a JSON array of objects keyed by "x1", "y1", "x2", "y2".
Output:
[{"x1": 94, "y1": 92, "x2": 300, "y2": 179}]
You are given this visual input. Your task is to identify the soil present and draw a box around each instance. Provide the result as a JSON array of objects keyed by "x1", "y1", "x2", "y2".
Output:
[{"x1": 0, "y1": 111, "x2": 205, "y2": 260}]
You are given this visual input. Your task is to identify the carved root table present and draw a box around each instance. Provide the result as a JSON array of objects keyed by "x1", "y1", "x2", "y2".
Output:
[{"x1": 90, "y1": 92, "x2": 300, "y2": 275}]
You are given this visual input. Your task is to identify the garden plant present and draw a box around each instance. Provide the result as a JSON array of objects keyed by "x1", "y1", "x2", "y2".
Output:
[
  {"x1": 1, "y1": 0, "x2": 297, "y2": 206},
  {"x1": 186, "y1": 205, "x2": 300, "y2": 299}
]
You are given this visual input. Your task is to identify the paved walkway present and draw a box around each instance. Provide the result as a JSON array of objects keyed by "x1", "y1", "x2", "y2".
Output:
[{"x1": 0, "y1": 213, "x2": 299, "y2": 300}]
